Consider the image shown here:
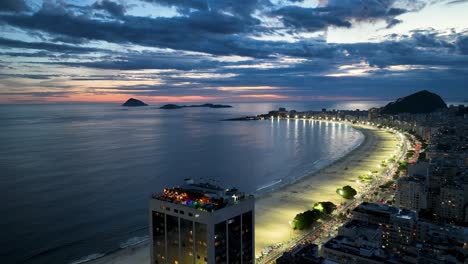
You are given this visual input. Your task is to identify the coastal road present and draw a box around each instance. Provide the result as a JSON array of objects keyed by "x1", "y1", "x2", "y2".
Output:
[{"x1": 256, "y1": 125, "x2": 409, "y2": 264}]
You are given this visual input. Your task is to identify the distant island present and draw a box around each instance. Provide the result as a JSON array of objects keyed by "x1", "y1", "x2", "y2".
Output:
[
  {"x1": 379, "y1": 90, "x2": 446, "y2": 114},
  {"x1": 160, "y1": 103, "x2": 232, "y2": 109},
  {"x1": 122, "y1": 98, "x2": 148, "y2": 107}
]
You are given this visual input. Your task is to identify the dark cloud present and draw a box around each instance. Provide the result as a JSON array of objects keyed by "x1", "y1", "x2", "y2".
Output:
[
  {"x1": 144, "y1": 0, "x2": 209, "y2": 12},
  {"x1": 272, "y1": 6, "x2": 351, "y2": 32},
  {"x1": 145, "y1": 0, "x2": 271, "y2": 19},
  {"x1": 457, "y1": 36, "x2": 468, "y2": 55},
  {"x1": 271, "y1": 0, "x2": 420, "y2": 32},
  {"x1": 339, "y1": 31, "x2": 468, "y2": 68},
  {"x1": 0, "y1": 0, "x2": 467, "y2": 102},
  {"x1": 56, "y1": 51, "x2": 221, "y2": 70},
  {"x1": 0, "y1": 73, "x2": 54, "y2": 80},
  {"x1": 0, "y1": 37, "x2": 104, "y2": 53},
  {"x1": 0, "y1": 0, "x2": 30, "y2": 13},
  {"x1": 386, "y1": 18, "x2": 402, "y2": 28},
  {"x1": 0, "y1": 4, "x2": 263, "y2": 56},
  {"x1": 92, "y1": 0, "x2": 126, "y2": 18}
]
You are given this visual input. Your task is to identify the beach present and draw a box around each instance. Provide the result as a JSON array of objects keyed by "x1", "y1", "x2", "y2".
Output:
[
  {"x1": 254, "y1": 125, "x2": 399, "y2": 253},
  {"x1": 86, "y1": 124, "x2": 399, "y2": 264}
]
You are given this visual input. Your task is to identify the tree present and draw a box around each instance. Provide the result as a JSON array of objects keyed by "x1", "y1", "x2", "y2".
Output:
[
  {"x1": 398, "y1": 160, "x2": 407, "y2": 172},
  {"x1": 359, "y1": 174, "x2": 372, "y2": 181},
  {"x1": 379, "y1": 180, "x2": 395, "y2": 189},
  {"x1": 292, "y1": 209, "x2": 322, "y2": 230},
  {"x1": 337, "y1": 185, "x2": 357, "y2": 199},
  {"x1": 314, "y1": 201, "x2": 336, "y2": 215}
]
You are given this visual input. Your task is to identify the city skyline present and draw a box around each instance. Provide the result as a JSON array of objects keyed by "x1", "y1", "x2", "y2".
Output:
[{"x1": 1, "y1": 0, "x2": 468, "y2": 103}]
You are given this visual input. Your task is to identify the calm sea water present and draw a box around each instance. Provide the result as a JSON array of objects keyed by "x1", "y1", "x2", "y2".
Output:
[{"x1": 0, "y1": 101, "x2": 404, "y2": 263}]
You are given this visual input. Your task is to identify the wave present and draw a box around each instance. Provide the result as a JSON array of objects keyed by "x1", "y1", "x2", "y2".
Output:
[
  {"x1": 67, "y1": 235, "x2": 150, "y2": 264},
  {"x1": 256, "y1": 179, "x2": 282, "y2": 191},
  {"x1": 254, "y1": 124, "x2": 365, "y2": 196},
  {"x1": 69, "y1": 253, "x2": 106, "y2": 264},
  {"x1": 119, "y1": 235, "x2": 149, "y2": 249}
]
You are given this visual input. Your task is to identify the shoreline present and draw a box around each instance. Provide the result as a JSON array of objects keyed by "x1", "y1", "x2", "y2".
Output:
[
  {"x1": 83, "y1": 123, "x2": 397, "y2": 264},
  {"x1": 254, "y1": 124, "x2": 399, "y2": 253},
  {"x1": 253, "y1": 120, "x2": 365, "y2": 196}
]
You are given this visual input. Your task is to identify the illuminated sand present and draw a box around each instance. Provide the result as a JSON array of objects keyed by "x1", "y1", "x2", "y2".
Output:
[
  {"x1": 254, "y1": 125, "x2": 400, "y2": 253},
  {"x1": 87, "y1": 125, "x2": 399, "y2": 264}
]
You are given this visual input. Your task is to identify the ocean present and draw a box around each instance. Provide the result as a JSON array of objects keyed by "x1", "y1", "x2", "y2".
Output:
[{"x1": 0, "y1": 101, "x2": 400, "y2": 263}]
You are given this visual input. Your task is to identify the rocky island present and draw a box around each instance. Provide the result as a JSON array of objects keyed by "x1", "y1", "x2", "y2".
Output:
[
  {"x1": 122, "y1": 98, "x2": 148, "y2": 107},
  {"x1": 160, "y1": 103, "x2": 232, "y2": 109}
]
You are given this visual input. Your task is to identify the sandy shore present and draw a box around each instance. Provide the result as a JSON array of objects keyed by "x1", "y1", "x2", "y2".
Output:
[
  {"x1": 86, "y1": 124, "x2": 399, "y2": 264},
  {"x1": 254, "y1": 125, "x2": 399, "y2": 253}
]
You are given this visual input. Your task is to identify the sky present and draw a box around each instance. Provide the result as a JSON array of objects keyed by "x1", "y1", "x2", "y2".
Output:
[{"x1": 0, "y1": 0, "x2": 467, "y2": 103}]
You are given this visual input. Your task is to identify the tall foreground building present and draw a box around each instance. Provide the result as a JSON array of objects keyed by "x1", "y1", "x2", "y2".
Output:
[{"x1": 149, "y1": 179, "x2": 255, "y2": 264}]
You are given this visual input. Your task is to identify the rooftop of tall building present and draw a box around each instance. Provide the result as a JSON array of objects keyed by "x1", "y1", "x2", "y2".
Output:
[{"x1": 151, "y1": 179, "x2": 253, "y2": 212}]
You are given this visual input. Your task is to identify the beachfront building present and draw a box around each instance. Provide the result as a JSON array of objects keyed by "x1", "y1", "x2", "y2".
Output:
[
  {"x1": 395, "y1": 174, "x2": 428, "y2": 211},
  {"x1": 351, "y1": 202, "x2": 418, "y2": 251},
  {"x1": 436, "y1": 184, "x2": 466, "y2": 222},
  {"x1": 323, "y1": 210, "x2": 468, "y2": 264},
  {"x1": 277, "y1": 243, "x2": 324, "y2": 264},
  {"x1": 395, "y1": 162, "x2": 429, "y2": 211},
  {"x1": 321, "y1": 235, "x2": 386, "y2": 264},
  {"x1": 149, "y1": 179, "x2": 255, "y2": 264}
]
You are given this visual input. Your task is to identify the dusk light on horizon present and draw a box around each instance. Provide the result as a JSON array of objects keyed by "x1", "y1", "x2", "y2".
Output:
[
  {"x1": 2, "y1": 1, "x2": 468, "y2": 264},
  {"x1": 1, "y1": 0, "x2": 467, "y2": 104}
]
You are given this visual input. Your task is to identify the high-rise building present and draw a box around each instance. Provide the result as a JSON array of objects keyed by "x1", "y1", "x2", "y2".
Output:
[
  {"x1": 149, "y1": 179, "x2": 255, "y2": 264},
  {"x1": 351, "y1": 202, "x2": 417, "y2": 251},
  {"x1": 437, "y1": 184, "x2": 465, "y2": 222},
  {"x1": 395, "y1": 174, "x2": 427, "y2": 211}
]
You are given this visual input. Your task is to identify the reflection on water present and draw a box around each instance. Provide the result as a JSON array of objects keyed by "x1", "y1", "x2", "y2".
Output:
[{"x1": 0, "y1": 102, "x2": 367, "y2": 264}]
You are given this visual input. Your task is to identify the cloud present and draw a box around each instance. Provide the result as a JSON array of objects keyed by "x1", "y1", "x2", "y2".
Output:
[
  {"x1": 0, "y1": 0, "x2": 467, "y2": 103},
  {"x1": 0, "y1": 3, "x2": 265, "y2": 57},
  {"x1": 0, "y1": 37, "x2": 105, "y2": 53},
  {"x1": 386, "y1": 18, "x2": 402, "y2": 28},
  {"x1": 143, "y1": 0, "x2": 209, "y2": 12},
  {"x1": 144, "y1": 0, "x2": 271, "y2": 19},
  {"x1": 92, "y1": 0, "x2": 127, "y2": 18},
  {"x1": 270, "y1": 0, "x2": 429, "y2": 32},
  {"x1": 446, "y1": 0, "x2": 468, "y2": 4},
  {"x1": 272, "y1": 6, "x2": 351, "y2": 32},
  {"x1": 0, "y1": 0, "x2": 30, "y2": 13},
  {"x1": 456, "y1": 33, "x2": 468, "y2": 55},
  {"x1": 56, "y1": 50, "x2": 222, "y2": 70}
]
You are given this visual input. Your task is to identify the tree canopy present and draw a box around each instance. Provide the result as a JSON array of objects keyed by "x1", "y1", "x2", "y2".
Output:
[
  {"x1": 336, "y1": 185, "x2": 357, "y2": 199},
  {"x1": 291, "y1": 201, "x2": 337, "y2": 230}
]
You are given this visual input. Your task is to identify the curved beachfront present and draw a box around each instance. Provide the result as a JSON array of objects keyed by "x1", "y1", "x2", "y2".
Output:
[
  {"x1": 254, "y1": 124, "x2": 400, "y2": 254},
  {"x1": 84, "y1": 123, "x2": 400, "y2": 264}
]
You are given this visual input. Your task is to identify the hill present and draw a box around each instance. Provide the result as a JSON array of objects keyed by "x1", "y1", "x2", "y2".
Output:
[{"x1": 380, "y1": 90, "x2": 446, "y2": 114}]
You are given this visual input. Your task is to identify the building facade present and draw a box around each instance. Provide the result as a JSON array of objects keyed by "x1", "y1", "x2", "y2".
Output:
[
  {"x1": 149, "y1": 180, "x2": 254, "y2": 264},
  {"x1": 395, "y1": 175, "x2": 427, "y2": 211}
]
